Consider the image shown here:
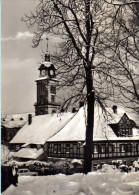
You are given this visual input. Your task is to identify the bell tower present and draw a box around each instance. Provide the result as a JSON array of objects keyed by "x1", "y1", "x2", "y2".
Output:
[{"x1": 34, "y1": 38, "x2": 60, "y2": 115}]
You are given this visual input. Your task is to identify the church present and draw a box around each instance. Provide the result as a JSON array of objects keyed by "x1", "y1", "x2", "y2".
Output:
[
  {"x1": 34, "y1": 52, "x2": 60, "y2": 115},
  {"x1": 9, "y1": 49, "x2": 139, "y2": 167}
]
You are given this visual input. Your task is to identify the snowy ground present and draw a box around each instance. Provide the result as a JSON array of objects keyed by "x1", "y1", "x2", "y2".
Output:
[{"x1": 3, "y1": 171, "x2": 139, "y2": 195}]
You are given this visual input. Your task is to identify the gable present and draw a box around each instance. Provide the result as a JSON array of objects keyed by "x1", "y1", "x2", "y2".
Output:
[{"x1": 118, "y1": 113, "x2": 132, "y2": 126}]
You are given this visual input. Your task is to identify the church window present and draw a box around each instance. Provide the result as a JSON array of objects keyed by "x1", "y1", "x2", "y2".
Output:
[
  {"x1": 50, "y1": 85, "x2": 56, "y2": 94},
  {"x1": 40, "y1": 85, "x2": 45, "y2": 93},
  {"x1": 40, "y1": 96, "x2": 44, "y2": 104},
  {"x1": 51, "y1": 95, "x2": 55, "y2": 103}
]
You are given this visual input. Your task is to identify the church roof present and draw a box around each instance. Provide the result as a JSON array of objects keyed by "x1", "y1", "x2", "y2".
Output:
[{"x1": 10, "y1": 112, "x2": 76, "y2": 145}]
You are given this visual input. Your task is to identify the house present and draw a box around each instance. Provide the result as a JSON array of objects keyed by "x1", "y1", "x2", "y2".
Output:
[
  {"x1": 1, "y1": 113, "x2": 34, "y2": 145},
  {"x1": 46, "y1": 105, "x2": 139, "y2": 167},
  {"x1": 9, "y1": 104, "x2": 139, "y2": 166},
  {"x1": 9, "y1": 112, "x2": 76, "y2": 161}
]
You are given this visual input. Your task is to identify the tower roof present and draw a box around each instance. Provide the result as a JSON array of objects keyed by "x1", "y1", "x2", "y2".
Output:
[{"x1": 38, "y1": 62, "x2": 55, "y2": 70}]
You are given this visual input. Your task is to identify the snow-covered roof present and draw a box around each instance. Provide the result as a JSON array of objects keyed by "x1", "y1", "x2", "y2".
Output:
[
  {"x1": 1, "y1": 113, "x2": 35, "y2": 129},
  {"x1": 48, "y1": 106, "x2": 115, "y2": 142},
  {"x1": 104, "y1": 107, "x2": 125, "y2": 124},
  {"x1": 42, "y1": 61, "x2": 53, "y2": 68},
  {"x1": 126, "y1": 112, "x2": 139, "y2": 126},
  {"x1": 10, "y1": 112, "x2": 76, "y2": 145},
  {"x1": 39, "y1": 61, "x2": 55, "y2": 69},
  {"x1": 105, "y1": 107, "x2": 139, "y2": 126},
  {"x1": 48, "y1": 106, "x2": 139, "y2": 142},
  {"x1": 13, "y1": 148, "x2": 44, "y2": 159},
  {"x1": 36, "y1": 77, "x2": 58, "y2": 81}
]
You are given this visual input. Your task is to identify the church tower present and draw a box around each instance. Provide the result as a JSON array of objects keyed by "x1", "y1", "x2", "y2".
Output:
[{"x1": 34, "y1": 39, "x2": 60, "y2": 115}]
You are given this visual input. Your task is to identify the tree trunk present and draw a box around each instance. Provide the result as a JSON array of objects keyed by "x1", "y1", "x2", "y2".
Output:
[{"x1": 83, "y1": 68, "x2": 95, "y2": 174}]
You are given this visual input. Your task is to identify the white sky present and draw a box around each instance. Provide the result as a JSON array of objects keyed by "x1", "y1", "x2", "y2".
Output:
[{"x1": 1, "y1": 0, "x2": 57, "y2": 115}]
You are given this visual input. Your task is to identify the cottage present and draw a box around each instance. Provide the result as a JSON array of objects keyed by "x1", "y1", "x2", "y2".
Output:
[
  {"x1": 9, "y1": 112, "x2": 76, "y2": 161},
  {"x1": 47, "y1": 105, "x2": 139, "y2": 166},
  {"x1": 1, "y1": 113, "x2": 33, "y2": 144}
]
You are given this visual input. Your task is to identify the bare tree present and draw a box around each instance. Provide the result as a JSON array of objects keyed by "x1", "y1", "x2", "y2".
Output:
[
  {"x1": 101, "y1": 1, "x2": 139, "y2": 113},
  {"x1": 22, "y1": 0, "x2": 138, "y2": 173}
]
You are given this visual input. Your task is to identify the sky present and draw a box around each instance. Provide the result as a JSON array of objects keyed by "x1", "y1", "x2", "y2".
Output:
[{"x1": 1, "y1": 0, "x2": 57, "y2": 115}]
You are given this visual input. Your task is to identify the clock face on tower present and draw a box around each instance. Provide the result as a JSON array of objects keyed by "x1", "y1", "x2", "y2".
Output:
[
  {"x1": 41, "y1": 70, "x2": 45, "y2": 76},
  {"x1": 50, "y1": 69, "x2": 54, "y2": 76}
]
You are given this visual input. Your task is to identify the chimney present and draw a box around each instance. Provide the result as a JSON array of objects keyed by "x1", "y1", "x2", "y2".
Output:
[
  {"x1": 112, "y1": 105, "x2": 117, "y2": 114},
  {"x1": 28, "y1": 114, "x2": 32, "y2": 125},
  {"x1": 72, "y1": 107, "x2": 76, "y2": 113},
  {"x1": 79, "y1": 102, "x2": 84, "y2": 108}
]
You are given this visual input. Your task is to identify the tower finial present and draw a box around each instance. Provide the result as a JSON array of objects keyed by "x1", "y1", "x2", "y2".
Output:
[
  {"x1": 45, "y1": 36, "x2": 50, "y2": 62},
  {"x1": 46, "y1": 37, "x2": 49, "y2": 54}
]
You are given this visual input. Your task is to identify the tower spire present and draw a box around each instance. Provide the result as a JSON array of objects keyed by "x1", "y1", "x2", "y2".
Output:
[{"x1": 45, "y1": 36, "x2": 50, "y2": 62}]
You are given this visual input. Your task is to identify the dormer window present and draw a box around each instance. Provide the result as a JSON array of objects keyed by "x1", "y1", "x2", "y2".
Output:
[{"x1": 118, "y1": 125, "x2": 132, "y2": 137}]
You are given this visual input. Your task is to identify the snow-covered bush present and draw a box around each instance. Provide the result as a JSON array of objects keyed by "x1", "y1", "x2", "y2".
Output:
[
  {"x1": 1, "y1": 145, "x2": 13, "y2": 165},
  {"x1": 119, "y1": 164, "x2": 129, "y2": 173},
  {"x1": 133, "y1": 159, "x2": 139, "y2": 172},
  {"x1": 111, "y1": 160, "x2": 123, "y2": 168},
  {"x1": 98, "y1": 164, "x2": 118, "y2": 173},
  {"x1": 6, "y1": 159, "x2": 83, "y2": 175}
]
